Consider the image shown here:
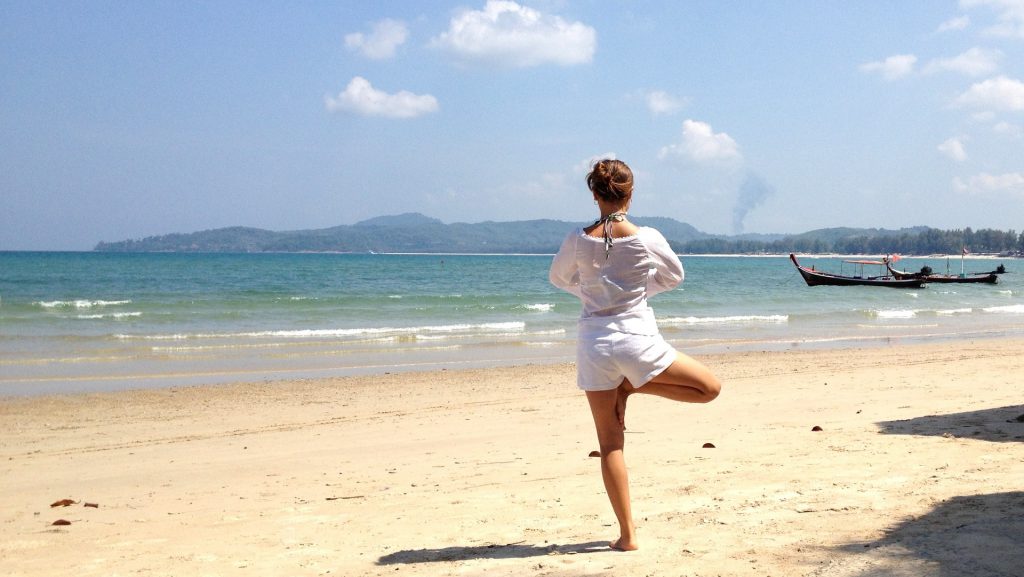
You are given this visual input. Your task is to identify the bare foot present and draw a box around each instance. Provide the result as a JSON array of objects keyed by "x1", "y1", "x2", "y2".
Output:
[{"x1": 610, "y1": 536, "x2": 639, "y2": 551}]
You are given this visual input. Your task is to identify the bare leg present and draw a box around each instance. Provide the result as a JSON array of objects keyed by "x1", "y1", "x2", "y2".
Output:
[
  {"x1": 640, "y1": 351, "x2": 721, "y2": 401},
  {"x1": 586, "y1": 388, "x2": 638, "y2": 551},
  {"x1": 618, "y1": 352, "x2": 721, "y2": 429},
  {"x1": 586, "y1": 352, "x2": 719, "y2": 549}
]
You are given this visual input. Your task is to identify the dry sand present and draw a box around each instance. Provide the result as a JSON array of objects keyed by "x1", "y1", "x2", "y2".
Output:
[{"x1": 2, "y1": 339, "x2": 1022, "y2": 576}]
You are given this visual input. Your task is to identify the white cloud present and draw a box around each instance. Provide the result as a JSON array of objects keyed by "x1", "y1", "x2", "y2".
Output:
[
  {"x1": 859, "y1": 54, "x2": 917, "y2": 80},
  {"x1": 325, "y1": 77, "x2": 439, "y2": 118},
  {"x1": 961, "y1": 0, "x2": 1024, "y2": 38},
  {"x1": 936, "y1": 15, "x2": 970, "y2": 32},
  {"x1": 938, "y1": 137, "x2": 969, "y2": 161},
  {"x1": 954, "y1": 75, "x2": 1024, "y2": 111},
  {"x1": 431, "y1": 0, "x2": 596, "y2": 67},
  {"x1": 953, "y1": 171, "x2": 1024, "y2": 196},
  {"x1": 993, "y1": 120, "x2": 1024, "y2": 136},
  {"x1": 646, "y1": 90, "x2": 687, "y2": 115},
  {"x1": 924, "y1": 47, "x2": 1002, "y2": 76},
  {"x1": 659, "y1": 119, "x2": 742, "y2": 164},
  {"x1": 345, "y1": 19, "x2": 408, "y2": 60}
]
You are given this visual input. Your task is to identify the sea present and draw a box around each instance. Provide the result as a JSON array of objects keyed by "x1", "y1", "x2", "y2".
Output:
[{"x1": 1, "y1": 251, "x2": 1021, "y2": 396}]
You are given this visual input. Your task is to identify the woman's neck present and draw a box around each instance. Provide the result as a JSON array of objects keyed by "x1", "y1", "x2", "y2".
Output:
[{"x1": 596, "y1": 201, "x2": 629, "y2": 218}]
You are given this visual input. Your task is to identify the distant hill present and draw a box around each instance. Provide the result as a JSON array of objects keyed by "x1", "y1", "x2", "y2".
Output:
[
  {"x1": 93, "y1": 214, "x2": 1022, "y2": 255},
  {"x1": 94, "y1": 213, "x2": 714, "y2": 254},
  {"x1": 788, "y1": 226, "x2": 931, "y2": 245},
  {"x1": 353, "y1": 213, "x2": 444, "y2": 228}
]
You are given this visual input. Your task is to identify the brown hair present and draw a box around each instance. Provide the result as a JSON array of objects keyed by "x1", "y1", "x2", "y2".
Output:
[{"x1": 586, "y1": 159, "x2": 633, "y2": 202}]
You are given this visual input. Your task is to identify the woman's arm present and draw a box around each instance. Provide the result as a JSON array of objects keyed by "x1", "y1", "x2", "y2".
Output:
[
  {"x1": 643, "y1": 229, "x2": 684, "y2": 296},
  {"x1": 549, "y1": 231, "x2": 583, "y2": 298}
]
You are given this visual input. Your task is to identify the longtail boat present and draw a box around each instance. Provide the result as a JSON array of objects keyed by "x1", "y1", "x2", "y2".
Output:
[
  {"x1": 789, "y1": 254, "x2": 925, "y2": 288},
  {"x1": 885, "y1": 261, "x2": 998, "y2": 284}
]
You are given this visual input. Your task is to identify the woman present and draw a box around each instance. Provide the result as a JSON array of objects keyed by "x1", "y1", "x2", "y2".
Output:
[{"x1": 549, "y1": 158, "x2": 721, "y2": 551}]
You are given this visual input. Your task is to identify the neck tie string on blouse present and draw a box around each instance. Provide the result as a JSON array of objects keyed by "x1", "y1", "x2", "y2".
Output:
[{"x1": 593, "y1": 211, "x2": 628, "y2": 259}]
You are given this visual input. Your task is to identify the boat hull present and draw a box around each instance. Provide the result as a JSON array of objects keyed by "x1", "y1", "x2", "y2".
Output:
[
  {"x1": 886, "y1": 264, "x2": 998, "y2": 284},
  {"x1": 919, "y1": 274, "x2": 997, "y2": 284},
  {"x1": 790, "y1": 254, "x2": 925, "y2": 288}
]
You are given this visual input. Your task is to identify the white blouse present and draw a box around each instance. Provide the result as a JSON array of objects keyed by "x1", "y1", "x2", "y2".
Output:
[{"x1": 549, "y1": 227, "x2": 684, "y2": 335}]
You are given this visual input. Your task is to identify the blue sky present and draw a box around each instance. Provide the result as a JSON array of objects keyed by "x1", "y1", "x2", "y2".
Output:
[{"x1": 2, "y1": 1, "x2": 1023, "y2": 250}]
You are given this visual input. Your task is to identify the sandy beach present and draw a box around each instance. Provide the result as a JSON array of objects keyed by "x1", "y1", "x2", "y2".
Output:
[{"x1": 2, "y1": 339, "x2": 1022, "y2": 577}]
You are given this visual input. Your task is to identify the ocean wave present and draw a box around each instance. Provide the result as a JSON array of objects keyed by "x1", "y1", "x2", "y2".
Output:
[
  {"x1": 856, "y1": 323, "x2": 938, "y2": 329},
  {"x1": 150, "y1": 342, "x2": 291, "y2": 352},
  {"x1": 414, "y1": 327, "x2": 565, "y2": 341},
  {"x1": 874, "y1": 309, "x2": 917, "y2": 319},
  {"x1": 116, "y1": 321, "x2": 527, "y2": 341},
  {"x1": 520, "y1": 303, "x2": 555, "y2": 312},
  {"x1": 659, "y1": 314, "x2": 788, "y2": 325},
  {"x1": 36, "y1": 299, "x2": 132, "y2": 309},
  {"x1": 935, "y1": 308, "x2": 972, "y2": 316},
  {"x1": 76, "y1": 312, "x2": 142, "y2": 320},
  {"x1": 982, "y1": 304, "x2": 1024, "y2": 314}
]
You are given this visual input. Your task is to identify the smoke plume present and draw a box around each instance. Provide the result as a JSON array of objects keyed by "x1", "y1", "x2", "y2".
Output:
[{"x1": 732, "y1": 171, "x2": 775, "y2": 234}]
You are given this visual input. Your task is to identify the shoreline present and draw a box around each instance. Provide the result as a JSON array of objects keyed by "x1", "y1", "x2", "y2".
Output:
[
  {"x1": 6, "y1": 326, "x2": 1024, "y2": 398},
  {"x1": 2, "y1": 336, "x2": 1022, "y2": 576},
  {"x1": 8, "y1": 327, "x2": 1024, "y2": 399}
]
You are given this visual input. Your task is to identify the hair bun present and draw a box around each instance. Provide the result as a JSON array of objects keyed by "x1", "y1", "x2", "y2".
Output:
[{"x1": 587, "y1": 159, "x2": 634, "y2": 202}]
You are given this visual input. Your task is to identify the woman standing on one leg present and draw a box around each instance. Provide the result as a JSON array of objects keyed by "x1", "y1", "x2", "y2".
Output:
[{"x1": 549, "y1": 158, "x2": 721, "y2": 551}]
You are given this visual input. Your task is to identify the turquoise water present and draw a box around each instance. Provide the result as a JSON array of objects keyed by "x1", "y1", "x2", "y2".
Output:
[{"x1": 1, "y1": 252, "x2": 1021, "y2": 395}]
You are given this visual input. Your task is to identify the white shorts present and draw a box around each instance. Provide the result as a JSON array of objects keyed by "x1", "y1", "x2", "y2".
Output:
[{"x1": 576, "y1": 330, "x2": 677, "y2": 392}]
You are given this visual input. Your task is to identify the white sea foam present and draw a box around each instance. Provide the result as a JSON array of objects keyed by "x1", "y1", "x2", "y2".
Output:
[
  {"x1": 77, "y1": 312, "x2": 142, "y2": 320},
  {"x1": 37, "y1": 299, "x2": 132, "y2": 309},
  {"x1": 659, "y1": 314, "x2": 788, "y2": 325},
  {"x1": 150, "y1": 342, "x2": 291, "y2": 353},
  {"x1": 521, "y1": 303, "x2": 554, "y2": 312},
  {"x1": 414, "y1": 327, "x2": 565, "y2": 342},
  {"x1": 936, "y1": 308, "x2": 972, "y2": 316},
  {"x1": 875, "y1": 309, "x2": 917, "y2": 319},
  {"x1": 116, "y1": 321, "x2": 527, "y2": 341},
  {"x1": 412, "y1": 334, "x2": 451, "y2": 341},
  {"x1": 856, "y1": 323, "x2": 938, "y2": 329},
  {"x1": 982, "y1": 304, "x2": 1024, "y2": 314}
]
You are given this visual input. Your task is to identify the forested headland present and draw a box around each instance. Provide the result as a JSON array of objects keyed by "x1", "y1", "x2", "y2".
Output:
[
  {"x1": 681, "y1": 226, "x2": 1022, "y2": 256},
  {"x1": 94, "y1": 213, "x2": 1023, "y2": 256}
]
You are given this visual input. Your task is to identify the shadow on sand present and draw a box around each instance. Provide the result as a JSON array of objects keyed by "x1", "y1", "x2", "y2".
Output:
[
  {"x1": 876, "y1": 404, "x2": 1024, "y2": 443},
  {"x1": 813, "y1": 491, "x2": 1024, "y2": 577},
  {"x1": 377, "y1": 540, "x2": 611, "y2": 565}
]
